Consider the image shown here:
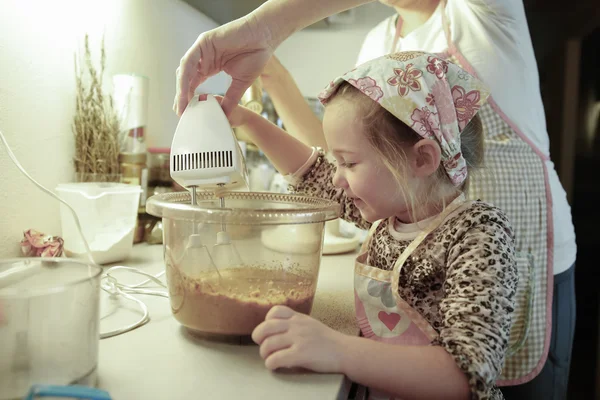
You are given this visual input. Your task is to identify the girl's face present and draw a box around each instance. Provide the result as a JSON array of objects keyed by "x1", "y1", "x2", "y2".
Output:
[{"x1": 323, "y1": 99, "x2": 414, "y2": 223}]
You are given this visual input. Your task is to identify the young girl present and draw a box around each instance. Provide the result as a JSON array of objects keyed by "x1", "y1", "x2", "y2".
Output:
[{"x1": 219, "y1": 52, "x2": 517, "y2": 400}]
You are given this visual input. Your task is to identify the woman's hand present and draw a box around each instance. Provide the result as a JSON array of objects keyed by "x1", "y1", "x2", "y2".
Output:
[
  {"x1": 252, "y1": 305, "x2": 349, "y2": 373},
  {"x1": 174, "y1": 15, "x2": 275, "y2": 117}
]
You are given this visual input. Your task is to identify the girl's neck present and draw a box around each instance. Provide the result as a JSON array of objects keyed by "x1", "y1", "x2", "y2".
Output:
[
  {"x1": 394, "y1": 0, "x2": 441, "y2": 38},
  {"x1": 395, "y1": 192, "x2": 462, "y2": 224}
]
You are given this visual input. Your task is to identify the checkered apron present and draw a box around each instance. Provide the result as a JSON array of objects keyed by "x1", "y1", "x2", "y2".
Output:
[
  {"x1": 418, "y1": 1, "x2": 554, "y2": 383},
  {"x1": 434, "y1": 52, "x2": 553, "y2": 385},
  {"x1": 467, "y1": 97, "x2": 550, "y2": 385}
]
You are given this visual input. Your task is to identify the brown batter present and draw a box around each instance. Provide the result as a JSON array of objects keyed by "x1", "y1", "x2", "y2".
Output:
[{"x1": 166, "y1": 263, "x2": 316, "y2": 336}]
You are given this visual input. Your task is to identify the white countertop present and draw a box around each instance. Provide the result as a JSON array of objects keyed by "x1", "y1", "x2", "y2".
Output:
[{"x1": 97, "y1": 243, "x2": 359, "y2": 400}]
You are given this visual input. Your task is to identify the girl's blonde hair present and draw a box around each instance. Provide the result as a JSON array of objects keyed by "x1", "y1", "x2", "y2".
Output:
[{"x1": 328, "y1": 82, "x2": 484, "y2": 220}]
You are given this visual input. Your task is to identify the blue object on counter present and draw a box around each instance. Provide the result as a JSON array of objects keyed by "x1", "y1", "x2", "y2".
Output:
[{"x1": 24, "y1": 384, "x2": 112, "y2": 400}]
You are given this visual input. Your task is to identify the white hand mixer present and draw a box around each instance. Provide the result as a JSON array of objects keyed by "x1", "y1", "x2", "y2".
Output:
[{"x1": 169, "y1": 94, "x2": 250, "y2": 275}]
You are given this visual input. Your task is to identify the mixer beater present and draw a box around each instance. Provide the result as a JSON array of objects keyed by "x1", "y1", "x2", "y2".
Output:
[{"x1": 171, "y1": 94, "x2": 249, "y2": 275}]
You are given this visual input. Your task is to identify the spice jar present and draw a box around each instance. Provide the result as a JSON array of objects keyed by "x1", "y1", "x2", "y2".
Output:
[
  {"x1": 119, "y1": 152, "x2": 148, "y2": 209},
  {"x1": 142, "y1": 186, "x2": 173, "y2": 245},
  {"x1": 147, "y1": 147, "x2": 172, "y2": 187}
]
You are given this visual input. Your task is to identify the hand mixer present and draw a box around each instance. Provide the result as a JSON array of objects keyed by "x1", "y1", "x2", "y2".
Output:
[{"x1": 170, "y1": 94, "x2": 249, "y2": 275}]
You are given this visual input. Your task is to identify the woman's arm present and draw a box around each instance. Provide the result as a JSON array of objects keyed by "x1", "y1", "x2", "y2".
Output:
[
  {"x1": 254, "y1": 0, "x2": 376, "y2": 44},
  {"x1": 175, "y1": 0, "x2": 374, "y2": 116},
  {"x1": 456, "y1": 0, "x2": 519, "y2": 21}
]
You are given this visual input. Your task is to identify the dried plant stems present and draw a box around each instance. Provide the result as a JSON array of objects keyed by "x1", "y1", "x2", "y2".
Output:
[{"x1": 72, "y1": 34, "x2": 120, "y2": 182}]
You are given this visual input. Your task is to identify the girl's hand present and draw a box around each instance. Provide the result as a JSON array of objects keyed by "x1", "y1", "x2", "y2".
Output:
[{"x1": 251, "y1": 305, "x2": 349, "y2": 373}]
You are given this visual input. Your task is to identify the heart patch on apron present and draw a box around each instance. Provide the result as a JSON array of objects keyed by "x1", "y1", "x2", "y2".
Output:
[{"x1": 378, "y1": 311, "x2": 401, "y2": 331}]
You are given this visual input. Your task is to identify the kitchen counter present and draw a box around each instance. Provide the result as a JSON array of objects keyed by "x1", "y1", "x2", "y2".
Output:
[{"x1": 97, "y1": 243, "x2": 359, "y2": 400}]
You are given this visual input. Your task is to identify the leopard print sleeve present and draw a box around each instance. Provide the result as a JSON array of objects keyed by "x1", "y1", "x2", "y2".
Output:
[
  {"x1": 431, "y1": 206, "x2": 518, "y2": 399},
  {"x1": 289, "y1": 149, "x2": 371, "y2": 230}
]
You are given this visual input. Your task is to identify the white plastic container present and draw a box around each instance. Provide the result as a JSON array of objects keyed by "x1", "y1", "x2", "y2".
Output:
[{"x1": 56, "y1": 183, "x2": 141, "y2": 265}]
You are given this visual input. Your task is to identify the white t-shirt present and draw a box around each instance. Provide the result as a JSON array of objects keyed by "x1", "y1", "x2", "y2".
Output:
[{"x1": 356, "y1": 0, "x2": 576, "y2": 275}]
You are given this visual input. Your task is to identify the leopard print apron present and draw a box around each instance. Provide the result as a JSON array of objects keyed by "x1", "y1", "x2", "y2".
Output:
[{"x1": 355, "y1": 195, "x2": 466, "y2": 400}]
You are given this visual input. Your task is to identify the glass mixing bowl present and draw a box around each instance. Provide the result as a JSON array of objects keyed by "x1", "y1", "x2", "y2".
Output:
[
  {"x1": 146, "y1": 191, "x2": 339, "y2": 340},
  {"x1": 0, "y1": 258, "x2": 102, "y2": 400}
]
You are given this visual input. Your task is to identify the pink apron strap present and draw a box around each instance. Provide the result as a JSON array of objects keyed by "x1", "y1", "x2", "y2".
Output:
[{"x1": 390, "y1": 14, "x2": 404, "y2": 53}]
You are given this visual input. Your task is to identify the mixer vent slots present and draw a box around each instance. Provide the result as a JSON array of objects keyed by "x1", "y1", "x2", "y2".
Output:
[{"x1": 173, "y1": 151, "x2": 233, "y2": 171}]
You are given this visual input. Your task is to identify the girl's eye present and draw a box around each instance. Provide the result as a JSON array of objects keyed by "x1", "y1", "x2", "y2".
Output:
[{"x1": 333, "y1": 159, "x2": 356, "y2": 168}]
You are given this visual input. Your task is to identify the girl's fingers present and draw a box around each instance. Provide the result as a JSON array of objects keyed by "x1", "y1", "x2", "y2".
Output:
[
  {"x1": 252, "y1": 318, "x2": 289, "y2": 345},
  {"x1": 264, "y1": 346, "x2": 300, "y2": 371},
  {"x1": 259, "y1": 331, "x2": 294, "y2": 360},
  {"x1": 265, "y1": 305, "x2": 296, "y2": 320}
]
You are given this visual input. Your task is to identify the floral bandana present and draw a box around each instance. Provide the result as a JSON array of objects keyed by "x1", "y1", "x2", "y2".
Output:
[{"x1": 318, "y1": 51, "x2": 490, "y2": 186}]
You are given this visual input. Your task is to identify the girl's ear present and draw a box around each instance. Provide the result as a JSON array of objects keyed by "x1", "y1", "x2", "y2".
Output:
[{"x1": 410, "y1": 139, "x2": 442, "y2": 179}]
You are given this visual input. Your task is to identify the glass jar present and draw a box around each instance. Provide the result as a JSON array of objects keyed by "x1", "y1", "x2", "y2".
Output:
[
  {"x1": 245, "y1": 145, "x2": 275, "y2": 192},
  {"x1": 147, "y1": 147, "x2": 172, "y2": 187},
  {"x1": 119, "y1": 152, "x2": 148, "y2": 209},
  {"x1": 0, "y1": 258, "x2": 102, "y2": 400}
]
